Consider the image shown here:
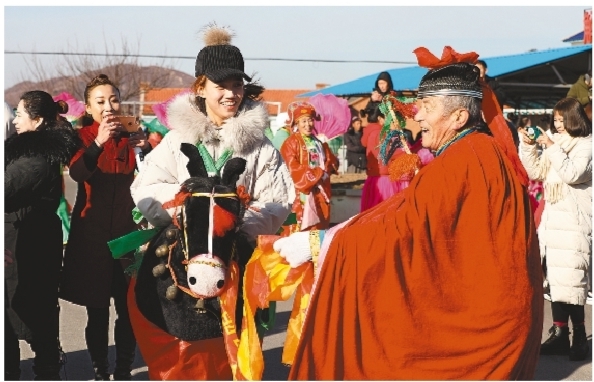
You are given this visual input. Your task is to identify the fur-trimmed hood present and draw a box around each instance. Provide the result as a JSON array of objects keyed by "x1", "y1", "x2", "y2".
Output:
[
  {"x1": 5, "y1": 123, "x2": 81, "y2": 168},
  {"x1": 166, "y1": 93, "x2": 269, "y2": 156}
]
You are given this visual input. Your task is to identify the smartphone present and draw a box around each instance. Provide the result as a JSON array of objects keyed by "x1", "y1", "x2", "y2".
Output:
[
  {"x1": 118, "y1": 116, "x2": 140, "y2": 133},
  {"x1": 527, "y1": 126, "x2": 541, "y2": 140}
]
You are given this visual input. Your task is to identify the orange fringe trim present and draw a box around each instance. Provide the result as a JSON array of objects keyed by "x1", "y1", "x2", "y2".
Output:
[
  {"x1": 162, "y1": 190, "x2": 191, "y2": 210},
  {"x1": 388, "y1": 153, "x2": 422, "y2": 181},
  {"x1": 386, "y1": 92, "x2": 417, "y2": 120}
]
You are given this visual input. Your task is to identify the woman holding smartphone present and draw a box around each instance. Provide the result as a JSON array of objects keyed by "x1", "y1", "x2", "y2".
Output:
[
  {"x1": 60, "y1": 74, "x2": 151, "y2": 380},
  {"x1": 519, "y1": 97, "x2": 592, "y2": 361}
]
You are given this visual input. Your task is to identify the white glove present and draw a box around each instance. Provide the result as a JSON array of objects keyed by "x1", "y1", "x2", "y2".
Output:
[{"x1": 273, "y1": 231, "x2": 312, "y2": 268}]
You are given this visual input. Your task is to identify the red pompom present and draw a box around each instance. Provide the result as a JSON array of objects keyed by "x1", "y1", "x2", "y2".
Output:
[
  {"x1": 163, "y1": 190, "x2": 191, "y2": 210},
  {"x1": 212, "y1": 204, "x2": 237, "y2": 237},
  {"x1": 163, "y1": 190, "x2": 192, "y2": 230},
  {"x1": 236, "y1": 185, "x2": 251, "y2": 208}
]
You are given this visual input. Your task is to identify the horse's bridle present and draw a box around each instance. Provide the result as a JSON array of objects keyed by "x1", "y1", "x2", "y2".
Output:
[{"x1": 166, "y1": 189, "x2": 239, "y2": 301}]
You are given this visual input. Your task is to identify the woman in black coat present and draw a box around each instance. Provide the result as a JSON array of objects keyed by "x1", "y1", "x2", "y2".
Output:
[
  {"x1": 4, "y1": 90, "x2": 80, "y2": 380},
  {"x1": 343, "y1": 117, "x2": 367, "y2": 173}
]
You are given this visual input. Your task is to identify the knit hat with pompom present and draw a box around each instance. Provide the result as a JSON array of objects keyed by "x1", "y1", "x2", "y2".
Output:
[{"x1": 194, "y1": 22, "x2": 252, "y2": 83}]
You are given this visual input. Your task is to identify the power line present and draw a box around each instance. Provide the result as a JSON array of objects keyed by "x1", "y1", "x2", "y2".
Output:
[{"x1": 4, "y1": 50, "x2": 416, "y2": 65}]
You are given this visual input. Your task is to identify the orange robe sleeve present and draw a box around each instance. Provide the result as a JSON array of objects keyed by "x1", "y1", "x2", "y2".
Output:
[
  {"x1": 289, "y1": 132, "x2": 543, "y2": 380},
  {"x1": 322, "y1": 142, "x2": 339, "y2": 176}
]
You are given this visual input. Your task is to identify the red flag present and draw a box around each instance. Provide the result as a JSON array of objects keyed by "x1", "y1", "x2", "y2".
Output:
[{"x1": 584, "y1": 9, "x2": 592, "y2": 44}]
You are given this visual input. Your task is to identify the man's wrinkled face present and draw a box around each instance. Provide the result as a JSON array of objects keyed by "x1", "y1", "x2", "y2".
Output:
[{"x1": 413, "y1": 96, "x2": 459, "y2": 151}]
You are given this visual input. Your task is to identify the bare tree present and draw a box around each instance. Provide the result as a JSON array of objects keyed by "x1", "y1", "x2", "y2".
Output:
[{"x1": 10, "y1": 35, "x2": 188, "y2": 111}]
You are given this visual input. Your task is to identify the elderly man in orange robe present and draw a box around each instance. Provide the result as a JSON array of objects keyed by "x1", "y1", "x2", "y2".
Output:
[{"x1": 272, "y1": 47, "x2": 544, "y2": 380}]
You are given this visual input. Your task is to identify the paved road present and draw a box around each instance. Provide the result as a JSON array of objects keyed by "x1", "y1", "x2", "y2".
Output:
[
  {"x1": 15, "y1": 176, "x2": 592, "y2": 380},
  {"x1": 16, "y1": 297, "x2": 593, "y2": 381},
  {"x1": 18, "y1": 297, "x2": 296, "y2": 381}
]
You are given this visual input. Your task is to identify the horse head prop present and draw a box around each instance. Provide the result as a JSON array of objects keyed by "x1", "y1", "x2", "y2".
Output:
[{"x1": 134, "y1": 143, "x2": 247, "y2": 341}]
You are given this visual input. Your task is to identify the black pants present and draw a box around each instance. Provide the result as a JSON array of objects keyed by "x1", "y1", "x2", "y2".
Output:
[
  {"x1": 551, "y1": 301, "x2": 585, "y2": 325},
  {"x1": 9, "y1": 291, "x2": 61, "y2": 378},
  {"x1": 85, "y1": 260, "x2": 136, "y2": 374},
  {"x1": 7, "y1": 216, "x2": 63, "y2": 378},
  {"x1": 5, "y1": 306, "x2": 21, "y2": 379}
]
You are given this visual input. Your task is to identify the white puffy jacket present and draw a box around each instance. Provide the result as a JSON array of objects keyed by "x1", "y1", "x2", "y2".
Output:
[
  {"x1": 520, "y1": 134, "x2": 592, "y2": 305},
  {"x1": 130, "y1": 94, "x2": 294, "y2": 241}
]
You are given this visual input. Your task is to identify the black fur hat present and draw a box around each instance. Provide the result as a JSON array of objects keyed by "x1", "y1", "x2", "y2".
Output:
[
  {"x1": 195, "y1": 23, "x2": 252, "y2": 83},
  {"x1": 417, "y1": 63, "x2": 482, "y2": 99}
]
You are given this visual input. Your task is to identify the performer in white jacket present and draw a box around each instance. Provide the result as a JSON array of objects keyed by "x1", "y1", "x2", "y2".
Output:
[
  {"x1": 131, "y1": 24, "x2": 293, "y2": 245},
  {"x1": 519, "y1": 97, "x2": 592, "y2": 362},
  {"x1": 129, "y1": 24, "x2": 294, "y2": 378}
]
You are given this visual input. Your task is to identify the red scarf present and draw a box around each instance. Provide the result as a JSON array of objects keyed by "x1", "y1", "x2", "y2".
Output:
[{"x1": 70, "y1": 121, "x2": 136, "y2": 175}]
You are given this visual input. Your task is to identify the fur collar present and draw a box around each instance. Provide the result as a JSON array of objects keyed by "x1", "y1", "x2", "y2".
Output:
[
  {"x1": 5, "y1": 125, "x2": 81, "y2": 168},
  {"x1": 166, "y1": 93, "x2": 269, "y2": 156}
]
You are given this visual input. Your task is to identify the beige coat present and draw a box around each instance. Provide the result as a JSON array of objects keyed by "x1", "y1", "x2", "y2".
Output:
[
  {"x1": 130, "y1": 94, "x2": 294, "y2": 241},
  {"x1": 520, "y1": 134, "x2": 592, "y2": 305}
]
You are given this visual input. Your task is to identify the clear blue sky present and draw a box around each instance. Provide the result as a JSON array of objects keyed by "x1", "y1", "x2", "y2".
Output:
[{"x1": 3, "y1": 5, "x2": 591, "y2": 91}]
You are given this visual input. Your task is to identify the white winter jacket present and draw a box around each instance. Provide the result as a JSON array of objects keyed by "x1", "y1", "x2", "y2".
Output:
[
  {"x1": 520, "y1": 134, "x2": 592, "y2": 305},
  {"x1": 130, "y1": 94, "x2": 294, "y2": 241}
]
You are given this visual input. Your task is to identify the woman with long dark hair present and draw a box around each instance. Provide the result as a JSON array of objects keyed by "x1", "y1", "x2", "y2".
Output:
[{"x1": 5, "y1": 90, "x2": 80, "y2": 380}]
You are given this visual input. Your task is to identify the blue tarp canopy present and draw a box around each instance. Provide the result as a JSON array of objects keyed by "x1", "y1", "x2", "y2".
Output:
[{"x1": 299, "y1": 44, "x2": 592, "y2": 109}]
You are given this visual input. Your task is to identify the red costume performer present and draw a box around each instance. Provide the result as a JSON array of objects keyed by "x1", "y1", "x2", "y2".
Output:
[
  {"x1": 274, "y1": 47, "x2": 543, "y2": 380},
  {"x1": 360, "y1": 112, "x2": 434, "y2": 212},
  {"x1": 280, "y1": 103, "x2": 339, "y2": 231}
]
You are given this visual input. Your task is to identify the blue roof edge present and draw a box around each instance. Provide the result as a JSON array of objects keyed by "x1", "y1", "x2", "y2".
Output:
[{"x1": 298, "y1": 44, "x2": 592, "y2": 98}]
